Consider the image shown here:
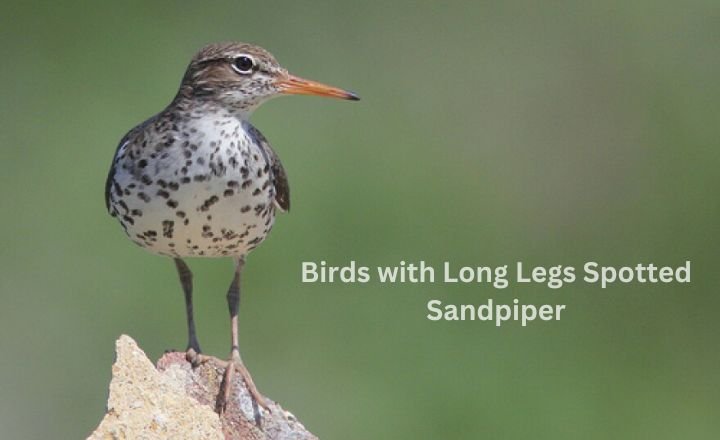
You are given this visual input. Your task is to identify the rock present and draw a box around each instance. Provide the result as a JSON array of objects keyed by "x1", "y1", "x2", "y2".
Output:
[{"x1": 88, "y1": 335, "x2": 317, "y2": 440}]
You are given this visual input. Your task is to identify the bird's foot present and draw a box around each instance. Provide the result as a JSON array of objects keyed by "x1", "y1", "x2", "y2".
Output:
[
  {"x1": 216, "y1": 350, "x2": 269, "y2": 418},
  {"x1": 185, "y1": 347, "x2": 207, "y2": 367},
  {"x1": 184, "y1": 348, "x2": 268, "y2": 422}
]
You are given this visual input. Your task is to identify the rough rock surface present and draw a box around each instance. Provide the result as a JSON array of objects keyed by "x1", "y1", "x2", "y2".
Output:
[{"x1": 88, "y1": 335, "x2": 317, "y2": 440}]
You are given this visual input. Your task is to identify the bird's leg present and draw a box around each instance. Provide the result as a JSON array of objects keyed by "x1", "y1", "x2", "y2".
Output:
[
  {"x1": 174, "y1": 258, "x2": 202, "y2": 359},
  {"x1": 216, "y1": 256, "x2": 269, "y2": 415}
]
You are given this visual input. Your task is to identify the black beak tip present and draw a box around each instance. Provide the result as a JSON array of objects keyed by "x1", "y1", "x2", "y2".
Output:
[{"x1": 346, "y1": 91, "x2": 360, "y2": 101}]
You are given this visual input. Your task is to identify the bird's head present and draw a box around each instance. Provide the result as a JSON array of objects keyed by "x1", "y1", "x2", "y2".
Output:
[{"x1": 177, "y1": 42, "x2": 359, "y2": 116}]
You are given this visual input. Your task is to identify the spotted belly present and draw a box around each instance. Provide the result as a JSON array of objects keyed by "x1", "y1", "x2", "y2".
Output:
[{"x1": 110, "y1": 170, "x2": 276, "y2": 258}]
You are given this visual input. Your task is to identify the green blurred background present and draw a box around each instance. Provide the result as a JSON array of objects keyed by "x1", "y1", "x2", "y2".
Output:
[{"x1": 1, "y1": 0, "x2": 718, "y2": 438}]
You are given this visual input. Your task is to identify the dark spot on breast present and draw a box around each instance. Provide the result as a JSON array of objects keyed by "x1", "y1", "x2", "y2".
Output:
[
  {"x1": 240, "y1": 205, "x2": 251, "y2": 213},
  {"x1": 162, "y1": 220, "x2": 174, "y2": 238},
  {"x1": 241, "y1": 179, "x2": 252, "y2": 189},
  {"x1": 167, "y1": 199, "x2": 178, "y2": 208},
  {"x1": 224, "y1": 189, "x2": 234, "y2": 197},
  {"x1": 141, "y1": 175, "x2": 153, "y2": 185},
  {"x1": 168, "y1": 182, "x2": 179, "y2": 191},
  {"x1": 194, "y1": 175, "x2": 206, "y2": 182},
  {"x1": 198, "y1": 195, "x2": 219, "y2": 212},
  {"x1": 130, "y1": 209, "x2": 142, "y2": 217},
  {"x1": 138, "y1": 192, "x2": 150, "y2": 202},
  {"x1": 252, "y1": 188, "x2": 261, "y2": 196},
  {"x1": 227, "y1": 180, "x2": 239, "y2": 188},
  {"x1": 181, "y1": 176, "x2": 191, "y2": 184},
  {"x1": 157, "y1": 189, "x2": 170, "y2": 199},
  {"x1": 176, "y1": 210, "x2": 186, "y2": 218},
  {"x1": 113, "y1": 181, "x2": 122, "y2": 197},
  {"x1": 138, "y1": 159, "x2": 148, "y2": 168},
  {"x1": 157, "y1": 179, "x2": 168, "y2": 188}
]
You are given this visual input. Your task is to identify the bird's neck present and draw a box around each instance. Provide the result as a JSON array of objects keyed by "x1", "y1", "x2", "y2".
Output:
[{"x1": 170, "y1": 87, "x2": 261, "y2": 122}]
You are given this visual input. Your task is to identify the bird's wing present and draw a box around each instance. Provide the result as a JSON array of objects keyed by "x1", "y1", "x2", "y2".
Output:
[
  {"x1": 105, "y1": 137, "x2": 130, "y2": 215},
  {"x1": 105, "y1": 117, "x2": 157, "y2": 214},
  {"x1": 245, "y1": 123, "x2": 290, "y2": 212},
  {"x1": 267, "y1": 145, "x2": 291, "y2": 212}
]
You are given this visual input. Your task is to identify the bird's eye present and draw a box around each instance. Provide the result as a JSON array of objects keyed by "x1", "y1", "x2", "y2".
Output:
[{"x1": 232, "y1": 55, "x2": 255, "y2": 74}]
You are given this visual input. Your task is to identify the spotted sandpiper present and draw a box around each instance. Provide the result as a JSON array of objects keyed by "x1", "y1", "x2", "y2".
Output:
[{"x1": 105, "y1": 42, "x2": 358, "y2": 414}]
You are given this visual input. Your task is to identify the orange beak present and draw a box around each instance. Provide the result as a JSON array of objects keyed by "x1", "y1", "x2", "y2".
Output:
[{"x1": 277, "y1": 74, "x2": 359, "y2": 101}]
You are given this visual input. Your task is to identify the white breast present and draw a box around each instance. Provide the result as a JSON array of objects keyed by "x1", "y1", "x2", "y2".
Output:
[{"x1": 110, "y1": 114, "x2": 277, "y2": 258}]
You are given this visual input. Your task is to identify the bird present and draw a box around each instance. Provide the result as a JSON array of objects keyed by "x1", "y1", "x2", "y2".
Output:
[{"x1": 105, "y1": 42, "x2": 358, "y2": 414}]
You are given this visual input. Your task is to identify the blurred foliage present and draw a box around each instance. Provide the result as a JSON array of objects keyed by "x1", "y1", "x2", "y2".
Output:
[{"x1": 0, "y1": 0, "x2": 718, "y2": 438}]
